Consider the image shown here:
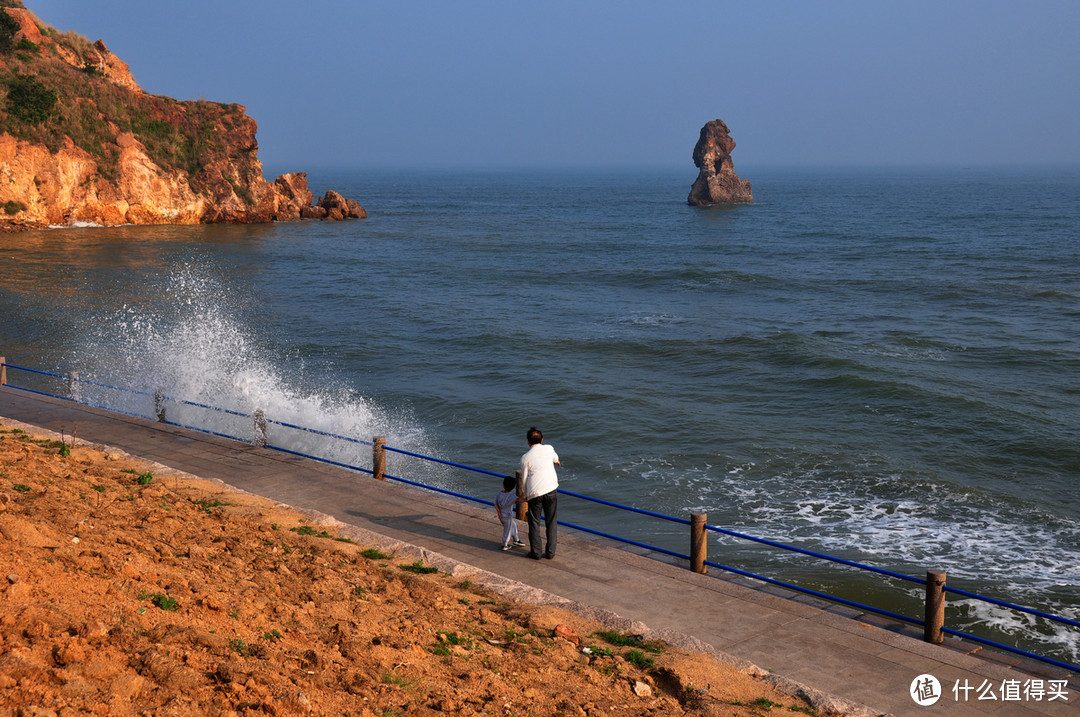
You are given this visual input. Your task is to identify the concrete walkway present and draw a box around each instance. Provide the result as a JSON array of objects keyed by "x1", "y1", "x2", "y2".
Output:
[{"x1": 1, "y1": 385, "x2": 1076, "y2": 717}]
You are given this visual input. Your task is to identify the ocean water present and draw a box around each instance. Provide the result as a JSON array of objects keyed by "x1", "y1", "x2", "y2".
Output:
[{"x1": 2, "y1": 165, "x2": 1079, "y2": 664}]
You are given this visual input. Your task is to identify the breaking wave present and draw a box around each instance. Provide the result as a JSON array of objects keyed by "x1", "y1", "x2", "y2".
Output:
[{"x1": 72, "y1": 264, "x2": 433, "y2": 478}]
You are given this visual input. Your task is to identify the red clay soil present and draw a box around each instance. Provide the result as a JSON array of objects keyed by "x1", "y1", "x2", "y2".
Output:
[{"x1": 0, "y1": 420, "x2": 820, "y2": 716}]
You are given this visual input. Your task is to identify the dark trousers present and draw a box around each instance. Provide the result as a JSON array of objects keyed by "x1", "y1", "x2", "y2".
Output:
[{"x1": 527, "y1": 490, "x2": 558, "y2": 558}]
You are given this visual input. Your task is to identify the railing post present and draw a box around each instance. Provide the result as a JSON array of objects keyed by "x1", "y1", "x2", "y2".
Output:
[
  {"x1": 253, "y1": 409, "x2": 268, "y2": 447},
  {"x1": 515, "y1": 470, "x2": 527, "y2": 521},
  {"x1": 373, "y1": 436, "x2": 386, "y2": 481},
  {"x1": 0, "y1": 357, "x2": 6, "y2": 386},
  {"x1": 924, "y1": 569, "x2": 946, "y2": 645},
  {"x1": 690, "y1": 512, "x2": 707, "y2": 574},
  {"x1": 68, "y1": 371, "x2": 80, "y2": 401},
  {"x1": 154, "y1": 391, "x2": 167, "y2": 423}
]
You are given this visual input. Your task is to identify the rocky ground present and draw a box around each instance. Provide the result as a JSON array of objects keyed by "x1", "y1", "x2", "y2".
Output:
[{"x1": 0, "y1": 420, "x2": 822, "y2": 716}]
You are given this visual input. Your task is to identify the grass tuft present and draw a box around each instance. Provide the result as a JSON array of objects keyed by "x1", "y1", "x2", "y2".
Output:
[{"x1": 399, "y1": 560, "x2": 438, "y2": 575}]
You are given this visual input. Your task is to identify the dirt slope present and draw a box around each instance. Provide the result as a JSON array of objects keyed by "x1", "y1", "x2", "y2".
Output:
[{"x1": 0, "y1": 420, "x2": 821, "y2": 716}]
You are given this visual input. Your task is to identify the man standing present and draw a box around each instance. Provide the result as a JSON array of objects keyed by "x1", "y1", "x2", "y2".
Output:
[{"x1": 519, "y1": 427, "x2": 560, "y2": 560}]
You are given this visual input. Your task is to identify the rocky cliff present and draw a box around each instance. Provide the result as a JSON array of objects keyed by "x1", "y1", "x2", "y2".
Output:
[
  {"x1": 0, "y1": 1, "x2": 364, "y2": 231},
  {"x1": 687, "y1": 119, "x2": 753, "y2": 206}
]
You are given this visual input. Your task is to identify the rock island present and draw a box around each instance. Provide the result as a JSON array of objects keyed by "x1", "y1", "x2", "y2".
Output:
[{"x1": 687, "y1": 119, "x2": 753, "y2": 206}]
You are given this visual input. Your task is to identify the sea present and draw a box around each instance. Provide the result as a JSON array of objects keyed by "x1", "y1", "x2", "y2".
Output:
[{"x1": 2, "y1": 165, "x2": 1079, "y2": 665}]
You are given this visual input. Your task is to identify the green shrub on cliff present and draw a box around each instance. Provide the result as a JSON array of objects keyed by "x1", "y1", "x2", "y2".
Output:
[
  {"x1": 0, "y1": 9, "x2": 19, "y2": 54},
  {"x1": 4, "y1": 73, "x2": 56, "y2": 123}
]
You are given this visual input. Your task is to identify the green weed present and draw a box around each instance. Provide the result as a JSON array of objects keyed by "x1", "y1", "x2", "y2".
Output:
[
  {"x1": 285, "y1": 524, "x2": 353, "y2": 542},
  {"x1": 192, "y1": 498, "x2": 227, "y2": 514},
  {"x1": 360, "y1": 548, "x2": 391, "y2": 560},
  {"x1": 399, "y1": 560, "x2": 438, "y2": 575},
  {"x1": 138, "y1": 591, "x2": 179, "y2": 611},
  {"x1": 625, "y1": 649, "x2": 654, "y2": 669},
  {"x1": 135, "y1": 471, "x2": 153, "y2": 485},
  {"x1": 593, "y1": 630, "x2": 664, "y2": 654},
  {"x1": 381, "y1": 670, "x2": 414, "y2": 688}
]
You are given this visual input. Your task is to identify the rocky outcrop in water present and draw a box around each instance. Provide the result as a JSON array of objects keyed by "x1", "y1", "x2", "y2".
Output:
[
  {"x1": 0, "y1": 1, "x2": 364, "y2": 230},
  {"x1": 687, "y1": 119, "x2": 753, "y2": 206}
]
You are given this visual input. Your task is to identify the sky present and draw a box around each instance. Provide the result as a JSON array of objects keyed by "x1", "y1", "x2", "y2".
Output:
[{"x1": 25, "y1": 1, "x2": 1080, "y2": 171}]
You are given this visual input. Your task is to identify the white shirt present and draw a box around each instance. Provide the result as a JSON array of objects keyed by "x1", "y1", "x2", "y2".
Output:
[{"x1": 520, "y1": 443, "x2": 559, "y2": 500}]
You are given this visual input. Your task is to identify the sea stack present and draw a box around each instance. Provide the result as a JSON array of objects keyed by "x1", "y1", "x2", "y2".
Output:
[{"x1": 687, "y1": 119, "x2": 753, "y2": 206}]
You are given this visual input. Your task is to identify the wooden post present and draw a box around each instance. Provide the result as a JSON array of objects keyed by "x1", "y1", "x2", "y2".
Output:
[
  {"x1": 252, "y1": 409, "x2": 268, "y2": 447},
  {"x1": 515, "y1": 470, "x2": 527, "y2": 520},
  {"x1": 690, "y1": 512, "x2": 707, "y2": 574},
  {"x1": 68, "y1": 371, "x2": 80, "y2": 401},
  {"x1": 0, "y1": 357, "x2": 6, "y2": 386},
  {"x1": 154, "y1": 391, "x2": 167, "y2": 423},
  {"x1": 924, "y1": 569, "x2": 947, "y2": 645},
  {"x1": 372, "y1": 436, "x2": 386, "y2": 481}
]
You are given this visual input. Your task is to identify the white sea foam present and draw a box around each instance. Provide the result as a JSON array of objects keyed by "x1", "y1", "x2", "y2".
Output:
[
  {"x1": 607, "y1": 453, "x2": 1080, "y2": 664},
  {"x1": 74, "y1": 264, "x2": 432, "y2": 479}
]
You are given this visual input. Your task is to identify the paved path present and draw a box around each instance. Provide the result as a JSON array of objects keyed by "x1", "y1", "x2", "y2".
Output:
[{"x1": 1, "y1": 385, "x2": 1076, "y2": 716}]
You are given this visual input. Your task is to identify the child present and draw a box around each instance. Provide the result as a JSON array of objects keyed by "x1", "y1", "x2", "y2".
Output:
[{"x1": 494, "y1": 475, "x2": 526, "y2": 550}]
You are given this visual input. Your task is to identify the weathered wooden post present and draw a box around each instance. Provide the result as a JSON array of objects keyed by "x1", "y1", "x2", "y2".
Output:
[
  {"x1": 373, "y1": 436, "x2": 386, "y2": 481},
  {"x1": 924, "y1": 569, "x2": 947, "y2": 645},
  {"x1": 253, "y1": 409, "x2": 268, "y2": 447},
  {"x1": 154, "y1": 391, "x2": 167, "y2": 423},
  {"x1": 515, "y1": 470, "x2": 527, "y2": 521},
  {"x1": 0, "y1": 357, "x2": 6, "y2": 386},
  {"x1": 690, "y1": 512, "x2": 707, "y2": 574},
  {"x1": 68, "y1": 371, "x2": 80, "y2": 401}
]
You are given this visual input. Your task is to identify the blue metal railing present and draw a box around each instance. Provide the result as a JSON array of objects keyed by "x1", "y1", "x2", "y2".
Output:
[{"x1": 1, "y1": 358, "x2": 1077, "y2": 673}]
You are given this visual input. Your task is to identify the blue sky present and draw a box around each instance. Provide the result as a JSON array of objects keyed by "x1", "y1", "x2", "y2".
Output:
[{"x1": 27, "y1": 1, "x2": 1080, "y2": 171}]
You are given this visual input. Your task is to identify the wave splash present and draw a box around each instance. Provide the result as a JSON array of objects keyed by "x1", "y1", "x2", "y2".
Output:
[{"x1": 73, "y1": 264, "x2": 430, "y2": 477}]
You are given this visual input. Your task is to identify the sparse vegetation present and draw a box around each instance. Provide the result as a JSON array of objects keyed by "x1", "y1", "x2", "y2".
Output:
[
  {"x1": 361, "y1": 547, "x2": 391, "y2": 560},
  {"x1": 624, "y1": 648, "x2": 654, "y2": 669},
  {"x1": 399, "y1": 560, "x2": 439, "y2": 574},
  {"x1": 192, "y1": 497, "x2": 227, "y2": 514},
  {"x1": 593, "y1": 629, "x2": 665, "y2": 654},
  {"x1": 139, "y1": 591, "x2": 179, "y2": 612}
]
